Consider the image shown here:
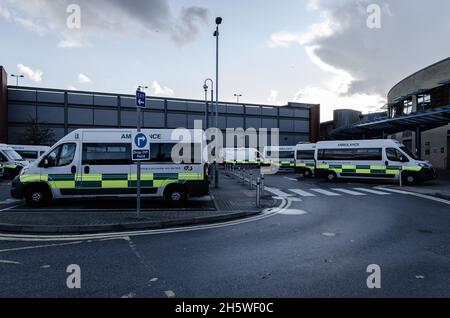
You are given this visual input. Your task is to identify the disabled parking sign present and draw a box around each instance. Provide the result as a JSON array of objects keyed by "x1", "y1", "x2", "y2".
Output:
[{"x1": 132, "y1": 132, "x2": 150, "y2": 161}]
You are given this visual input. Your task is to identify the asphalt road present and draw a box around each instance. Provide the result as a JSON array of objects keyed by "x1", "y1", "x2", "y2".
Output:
[{"x1": 0, "y1": 173, "x2": 449, "y2": 298}]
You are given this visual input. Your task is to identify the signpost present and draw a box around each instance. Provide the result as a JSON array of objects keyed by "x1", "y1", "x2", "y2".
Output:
[{"x1": 134, "y1": 88, "x2": 148, "y2": 217}]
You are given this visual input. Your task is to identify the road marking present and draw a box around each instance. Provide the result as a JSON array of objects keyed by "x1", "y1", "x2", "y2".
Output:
[
  {"x1": 310, "y1": 189, "x2": 341, "y2": 196},
  {"x1": 121, "y1": 292, "x2": 136, "y2": 298},
  {"x1": 284, "y1": 177, "x2": 298, "y2": 181},
  {"x1": 332, "y1": 188, "x2": 366, "y2": 196},
  {"x1": 353, "y1": 188, "x2": 391, "y2": 195},
  {"x1": 265, "y1": 187, "x2": 293, "y2": 198},
  {"x1": 165, "y1": 290, "x2": 176, "y2": 298},
  {"x1": 0, "y1": 199, "x2": 20, "y2": 204},
  {"x1": 0, "y1": 196, "x2": 290, "y2": 242},
  {"x1": 322, "y1": 233, "x2": 336, "y2": 237},
  {"x1": 0, "y1": 260, "x2": 21, "y2": 265},
  {"x1": 0, "y1": 241, "x2": 85, "y2": 253},
  {"x1": 376, "y1": 187, "x2": 450, "y2": 205},
  {"x1": 289, "y1": 189, "x2": 316, "y2": 197},
  {"x1": 0, "y1": 204, "x2": 25, "y2": 212},
  {"x1": 278, "y1": 209, "x2": 308, "y2": 216}
]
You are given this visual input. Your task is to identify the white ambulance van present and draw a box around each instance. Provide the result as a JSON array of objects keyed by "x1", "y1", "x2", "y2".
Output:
[
  {"x1": 0, "y1": 144, "x2": 29, "y2": 178},
  {"x1": 11, "y1": 129, "x2": 210, "y2": 207},
  {"x1": 9, "y1": 145, "x2": 50, "y2": 162},
  {"x1": 263, "y1": 146, "x2": 297, "y2": 170},
  {"x1": 294, "y1": 143, "x2": 316, "y2": 177},
  {"x1": 315, "y1": 139, "x2": 436, "y2": 184},
  {"x1": 222, "y1": 148, "x2": 263, "y2": 167}
]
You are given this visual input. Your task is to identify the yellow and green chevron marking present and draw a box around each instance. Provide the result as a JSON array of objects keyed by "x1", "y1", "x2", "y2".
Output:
[{"x1": 20, "y1": 173, "x2": 204, "y2": 189}]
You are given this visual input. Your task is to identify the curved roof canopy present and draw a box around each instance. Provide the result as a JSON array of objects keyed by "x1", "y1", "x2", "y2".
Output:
[{"x1": 331, "y1": 106, "x2": 450, "y2": 139}]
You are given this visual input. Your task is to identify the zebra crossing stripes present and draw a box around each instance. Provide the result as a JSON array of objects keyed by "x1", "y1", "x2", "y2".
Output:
[
  {"x1": 309, "y1": 189, "x2": 342, "y2": 196},
  {"x1": 353, "y1": 188, "x2": 391, "y2": 195},
  {"x1": 289, "y1": 189, "x2": 316, "y2": 197},
  {"x1": 285, "y1": 187, "x2": 393, "y2": 198},
  {"x1": 331, "y1": 188, "x2": 366, "y2": 196}
]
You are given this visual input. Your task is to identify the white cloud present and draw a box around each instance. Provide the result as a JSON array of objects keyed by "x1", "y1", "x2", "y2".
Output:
[
  {"x1": 67, "y1": 85, "x2": 78, "y2": 91},
  {"x1": 151, "y1": 81, "x2": 174, "y2": 96},
  {"x1": 2, "y1": 0, "x2": 209, "y2": 48},
  {"x1": 14, "y1": 17, "x2": 46, "y2": 36},
  {"x1": 78, "y1": 73, "x2": 92, "y2": 84},
  {"x1": 268, "y1": 90, "x2": 279, "y2": 103},
  {"x1": 0, "y1": 4, "x2": 11, "y2": 20},
  {"x1": 17, "y1": 64, "x2": 43, "y2": 83}
]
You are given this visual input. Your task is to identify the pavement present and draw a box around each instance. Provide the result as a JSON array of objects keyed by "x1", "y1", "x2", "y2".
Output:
[
  {"x1": 0, "y1": 172, "x2": 449, "y2": 297},
  {"x1": 389, "y1": 169, "x2": 450, "y2": 200},
  {"x1": 0, "y1": 173, "x2": 276, "y2": 234}
]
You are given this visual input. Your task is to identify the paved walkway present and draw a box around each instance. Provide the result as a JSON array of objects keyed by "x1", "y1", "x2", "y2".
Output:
[
  {"x1": 0, "y1": 174, "x2": 276, "y2": 234},
  {"x1": 390, "y1": 169, "x2": 450, "y2": 200}
]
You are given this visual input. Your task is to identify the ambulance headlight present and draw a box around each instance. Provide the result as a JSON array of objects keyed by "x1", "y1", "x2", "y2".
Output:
[{"x1": 418, "y1": 162, "x2": 429, "y2": 168}]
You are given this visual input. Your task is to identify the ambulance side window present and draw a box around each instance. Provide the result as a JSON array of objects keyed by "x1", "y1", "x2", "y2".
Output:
[
  {"x1": 386, "y1": 148, "x2": 407, "y2": 162},
  {"x1": 41, "y1": 143, "x2": 76, "y2": 168},
  {"x1": 0, "y1": 152, "x2": 7, "y2": 162}
]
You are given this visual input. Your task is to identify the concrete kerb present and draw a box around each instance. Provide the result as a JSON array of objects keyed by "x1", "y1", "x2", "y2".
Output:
[{"x1": 0, "y1": 210, "x2": 262, "y2": 235}]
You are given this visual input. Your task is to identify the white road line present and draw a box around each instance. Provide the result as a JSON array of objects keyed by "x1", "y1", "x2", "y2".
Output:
[
  {"x1": 284, "y1": 177, "x2": 298, "y2": 181},
  {"x1": 376, "y1": 187, "x2": 450, "y2": 205},
  {"x1": 310, "y1": 189, "x2": 342, "y2": 196},
  {"x1": 353, "y1": 188, "x2": 391, "y2": 195},
  {"x1": 0, "y1": 260, "x2": 21, "y2": 265},
  {"x1": 0, "y1": 199, "x2": 20, "y2": 204},
  {"x1": 289, "y1": 189, "x2": 316, "y2": 197},
  {"x1": 265, "y1": 187, "x2": 293, "y2": 198},
  {"x1": 332, "y1": 188, "x2": 367, "y2": 196}
]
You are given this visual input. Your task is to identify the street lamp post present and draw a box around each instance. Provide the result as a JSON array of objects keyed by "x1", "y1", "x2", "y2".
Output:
[
  {"x1": 234, "y1": 94, "x2": 242, "y2": 104},
  {"x1": 203, "y1": 79, "x2": 214, "y2": 129},
  {"x1": 213, "y1": 17, "x2": 222, "y2": 189},
  {"x1": 11, "y1": 74, "x2": 24, "y2": 86}
]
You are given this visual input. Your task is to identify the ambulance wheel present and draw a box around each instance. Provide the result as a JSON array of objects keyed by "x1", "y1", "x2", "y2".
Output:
[
  {"x1": 165, "y1": 186, "x2": 187, "y2": 205},
  {"x1": 25, "y1": 184, "x2": 52, "y2": 208},
  {"x1": 326, "y1": 171, "x2": 337, "y2": 183},
  {"x1": 403, "y1": 173, "x2": 418, "y2": 185},
  {"x1": 303, "y1": 169, "x2": 312, "y2": 178}
]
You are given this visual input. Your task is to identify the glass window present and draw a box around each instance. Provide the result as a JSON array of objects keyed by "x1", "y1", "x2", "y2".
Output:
[
  {"x1": 278, "y1": 151, "x2": 295, "y2": 159},
  {"x1": 403, "y1": 99, "x2": 413, "y2": 115},
  {"x1": 399, "y1": 146, "x2": 418, "y2": 160},
  {"x1": 83, "y1": 143, "x2": 131, "y2": 165},
  {"x1": 318, "y1": 148, "x2": 381, "y2": 161},
  {"x1": 17, "y1": 151, "x2": 39, "y2": 160},
  {"x1": 3, "y1": 150, "x2": 24, "y2": 161},
  {"x1": 386, "y1": 148, "x2": 409, "y2": 162},
  {"x1": 296, "y1": 150, "x2": 315, "y2": 160},
  {"x1": 43, "y1": 143, "x2": 76, "y2": 167},
  {"x1": 149, "y1": 143, "x2": 202, "y2": 164},
  {"x1": 0, "y1": 152, "x2": 8, "y2": 162}
]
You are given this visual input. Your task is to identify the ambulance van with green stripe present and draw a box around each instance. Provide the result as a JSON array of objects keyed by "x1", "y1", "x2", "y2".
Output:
[
  {"x1": 315, "y1": 139, "x2": 436, "y2": 185},
  {"x1": 294, "y1": 143, "x2": 316, "y2": 178},
  {"x1": 0, "y1": 144, "x2": 29, "y2": 178},
  {"x1": 263, "y1": 146, "x2": 297, "y2": 171},
  {"x1": 11, "y1": 129, "x2": 210, "y2": 207}
]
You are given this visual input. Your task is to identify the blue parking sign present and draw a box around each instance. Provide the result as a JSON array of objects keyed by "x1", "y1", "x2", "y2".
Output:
[
  {"x1": 136, "y1": 90, "x2": 146, "y2": 108},
  {"x1": 132, "y1": 132, "x2": 150, "y2": 161}
]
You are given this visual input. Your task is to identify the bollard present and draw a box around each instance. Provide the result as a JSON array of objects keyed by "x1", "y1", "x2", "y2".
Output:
[
  {"x1": 249, "y1": 173, "x2": 253, "y2": 190},
  {"x1": 399, "y1": 169, "x2": 403, "y2": 187},
  {"x1": 260, "y1": 175, "x2": 265, "y2": 197},
  {"x1": 242, "y1": 169, "x2": 246, "y2": 184},
  {"x1": 256, "y1": 178, "x2": 261, "y2": 208}
]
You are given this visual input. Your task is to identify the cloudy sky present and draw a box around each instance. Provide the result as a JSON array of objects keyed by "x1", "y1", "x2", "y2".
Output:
[{"x1": 0, "y1": 0, "x2": 449, "y2": 121}]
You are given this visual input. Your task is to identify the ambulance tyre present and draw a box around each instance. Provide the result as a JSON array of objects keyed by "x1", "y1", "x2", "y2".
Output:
[
  {"x1": 165, "y1": 185, "x2": 187, "y2": 205},
  {"x1": 303, "y1": 169, "x2": 312, "y2": 178},
  {"x1": 402, "y1": 172, "x2": 418, "y2": 185},
  {"x1": 25, "y1": 184, "x2": 53, "y2": 208},
  {"x1": 326, "y1": 171, "x2": 337, "y2": 183}
]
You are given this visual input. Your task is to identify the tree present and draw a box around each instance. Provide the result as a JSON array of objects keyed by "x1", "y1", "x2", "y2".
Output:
[{"x1": 20, "y1": 118, "x2": 56, "y2": 146}]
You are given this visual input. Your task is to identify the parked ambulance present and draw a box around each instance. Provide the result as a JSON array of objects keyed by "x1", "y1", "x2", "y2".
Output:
[
  {"x1": 0, "y1": 144, "x2": 29, "y2": 178},
  {"x1": 11, "y1": 129, "x2": 210, "y2": 207},
  {"x1": 263, "y1": 146, "x2": 297, "y2": 170},
  {"x1": 9, "y1": 145, "x2": 50, "y2": 162},
  {"x1": 222, "y1": 148, "x2": 264, "y2": 167},
  {"x1": 294, "y1": 143, "x2": 316, "y2": 177},
  {"x1": 315, "y1": 139, "x2": 436, "y2": 184}
]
